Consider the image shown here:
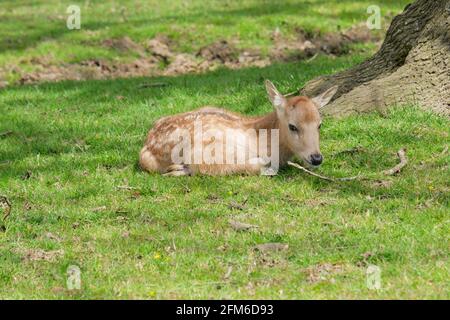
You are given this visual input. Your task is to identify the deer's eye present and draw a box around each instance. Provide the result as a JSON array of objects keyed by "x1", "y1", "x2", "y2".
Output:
[{"x1": 288, "y1": 124, "x2": 298, "y2": 132}]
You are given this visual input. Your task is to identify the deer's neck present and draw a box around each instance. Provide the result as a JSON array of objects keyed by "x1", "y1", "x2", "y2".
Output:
[
  {"x1": 250, "y1": 112, "x2": 293, "y2": 164},
  {"x1": 251, "y1": 111, "x2": 279, "y2": 130}
]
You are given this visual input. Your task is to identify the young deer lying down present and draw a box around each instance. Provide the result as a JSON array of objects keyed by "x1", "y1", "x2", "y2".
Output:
[{"x1": 139, "y1": 81, "x2": 338, "y2": 176}]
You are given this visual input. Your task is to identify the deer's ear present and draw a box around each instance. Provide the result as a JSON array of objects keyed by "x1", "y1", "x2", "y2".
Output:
[
  {"x1": 265, "y1": 80, "x2": 286, "y2": 113},
  {"x1": 311, "y1": 86, "x2": 338, "y2": 109}
]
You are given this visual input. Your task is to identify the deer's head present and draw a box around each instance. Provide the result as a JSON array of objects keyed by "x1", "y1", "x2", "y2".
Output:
[{"x1": 265, "y1": 80, "x2": 338, "y2": 166}]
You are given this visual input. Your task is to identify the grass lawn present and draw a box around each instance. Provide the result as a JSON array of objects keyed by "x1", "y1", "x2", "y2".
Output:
[
  {"x1": 0, "y1": 0, "x2": 448, "y2": 300},
  {"x1": 1, "y1": 54, "x2": 449, "y2": 299}
]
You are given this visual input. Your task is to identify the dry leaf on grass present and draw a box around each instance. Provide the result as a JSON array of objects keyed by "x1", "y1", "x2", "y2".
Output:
[
  {"x1": 228, "y1": 198, "x2": 248, "y2": 210},
  {"x1": 356, "y1": 252, "x2": 374, "y2": 267},
  {"x1": 91, "y1": 206, "x2": 107, "y2": 212},
  {"x1": 223, "y1": 266, "x2": 233, "y2": 280},
  {"x1": 0, "y1": 196, "x2": 12, "y2": 221},
  {"x1": 23, "y1": 201, "x2": 32, "y2": 211},
  {"x1": 305, "y1": 263, "x2": 347, "y2": 283},
  {"x1": 228, "y1": 220, "x2": 258, "y2": 232},
  {"x1": 21, "y1": 170, "x2": 32, "y2": 180},
  {"x1": 45, "y1": 232, "x2": 62, "y2": 242}
]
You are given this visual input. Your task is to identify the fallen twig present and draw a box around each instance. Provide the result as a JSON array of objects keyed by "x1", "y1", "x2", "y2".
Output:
[
  {"x1": 287, "y1": 161, "x2": 360, "y2": 182},
  {"x1": 306, "y1": 53, "x2": 319, "y2": 63},
  {"x1": 288, "y1": 148, "x2": 408, "y2": 182},
  {"x1": 228, "y1": 197, "x2": 248, "y2": 210},
  {"x1": 383, "y1": 148, "x2": 407, "y2": 176},
  {"x1": 229, "y1": 220, "x2": 258, "y2": 232}
]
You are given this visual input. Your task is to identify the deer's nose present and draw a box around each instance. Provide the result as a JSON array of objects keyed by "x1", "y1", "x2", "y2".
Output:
[{"x1": 310, "y1": 153, "x2": 323, "y2": 166}]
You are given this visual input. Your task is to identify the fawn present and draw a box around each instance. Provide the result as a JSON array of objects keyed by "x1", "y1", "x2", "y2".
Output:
[{"x1": 139, "y1": 80, "x2": 338, "y2": 176}]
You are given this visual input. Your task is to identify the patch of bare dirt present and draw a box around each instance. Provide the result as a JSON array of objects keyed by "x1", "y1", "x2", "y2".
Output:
[
  {"x1": 44, "y1": 232, "x2": 62, "y2": 242},
  {"x1": 342, "y1": 23, "x2": 379, "y2": 43},
  {"x1": 103, "y1": 36, "x2": 146, "y2": 57},
  {"x1": 197, "y1": 40, "x2": 238, "y2": 63},
  {"x1": 17, "y1": 35, "x2": 169, "y2": 84},
  {"x1": 11, "y1": 25, "x2": 380, "y2": 86},
  {"x1": 235, "y1": 50, "x2": 270, "y2": 68},
  {"x1": 271, "y1": 23, "x2": 381, "y2": 61},
  {"x1": 164, "y1": 54, "x2": 199, "y2": 75},
  {"x1": 198, "y1": 41, "x2": 270, "y2": 69},
  {"x1": 19, "y1": 57, "x2": 160, "y2": 85},
  {"x1": 146, "y1": 34, "x2": 173, "y2": 61},
  {"x1": 21, "y1": 248, "x2": 64, "y2": 262}
]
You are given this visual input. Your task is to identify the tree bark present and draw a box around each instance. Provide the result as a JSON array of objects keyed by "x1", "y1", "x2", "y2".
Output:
[{"x1": 300, "y1": 0, "x2": 450, "y2": 117}]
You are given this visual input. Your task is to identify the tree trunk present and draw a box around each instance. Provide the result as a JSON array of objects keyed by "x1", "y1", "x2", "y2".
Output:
[{"x1": 300, "y1": 0, "x2": 450, "y2": 117}]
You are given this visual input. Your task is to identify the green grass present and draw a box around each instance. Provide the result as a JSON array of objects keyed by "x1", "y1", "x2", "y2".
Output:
[
  {"x1": 1, "y1": 54, "x2": 449, "y2": 299},
  {"x1": 0, "y1": 0, "x2": 411, "y2": 82},
  {"x1": 0, "y1": 0, "x2": 448, "y2": 300}
]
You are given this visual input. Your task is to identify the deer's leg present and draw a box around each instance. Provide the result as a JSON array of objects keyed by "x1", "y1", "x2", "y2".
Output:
[
  {"x1": 162, "y1": 164, "x2": 192, "y2": 176},
  {"x1": 245, "y1": 157, "x2": 275, "y2": 175},
  {"x1": 139, "y1": 146, "x2": 160, "y2": 172}
]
